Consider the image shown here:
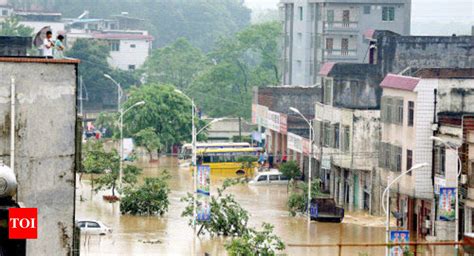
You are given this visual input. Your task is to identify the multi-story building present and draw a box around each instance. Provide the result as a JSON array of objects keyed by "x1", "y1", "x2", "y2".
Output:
[
  {"x1": 0, "y1": 0, "x2": 13, "y2": 22},
  {"x1": 279, "y1": 0, "x2": 411, "y2": 85},
  {"x1": 379, "y1": 68, "x2": 474, "y2": 240},
  {"x1": 0, "y1": 50, "x2": 80, "y2": 254}
]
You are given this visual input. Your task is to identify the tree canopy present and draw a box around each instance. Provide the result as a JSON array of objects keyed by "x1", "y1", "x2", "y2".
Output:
[
  {"x1": 10, "y1": 0, "x2": 251, "y2": 52},
  {"x1": 0, "y1": 16, "x2": 34, "y2": 37}
]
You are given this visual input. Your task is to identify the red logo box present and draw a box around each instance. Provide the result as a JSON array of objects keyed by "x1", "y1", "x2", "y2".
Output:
[{"x1": 8, "y1": 208, "x2": 37, "y2": 239}]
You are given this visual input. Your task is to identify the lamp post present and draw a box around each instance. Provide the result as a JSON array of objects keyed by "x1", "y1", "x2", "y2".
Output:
[
  {"x1": 117, "y1": 101, "x2": 145, "y2": 191},
  {"x1": 382, "y1": 162, "x2": 428, "y2": 256},
  {"x1": 104, "y1": 74, "x2": 123, "y2": 114},
  {"x1": 431, "y1": 136, "x2": 462, "y2": 250},
  {"x1": 290, "y1": 107, "x2": 313, "y2": 223}
]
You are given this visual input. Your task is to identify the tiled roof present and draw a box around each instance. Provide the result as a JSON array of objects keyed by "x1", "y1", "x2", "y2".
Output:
[
  {"x1": 380, "y1": 73, "x2": 420, "y2": 91},
  {"x1": 319, "y1": 62, "x2": 336, "y2": 76},
  {"x1": 92, "y1": 33, "x2": 153, "y2": 41}
]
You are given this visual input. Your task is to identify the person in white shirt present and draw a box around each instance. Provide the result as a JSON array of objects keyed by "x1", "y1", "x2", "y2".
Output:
[{"x1": 42, "y1": 31, "x2": 54, "y2": 58}]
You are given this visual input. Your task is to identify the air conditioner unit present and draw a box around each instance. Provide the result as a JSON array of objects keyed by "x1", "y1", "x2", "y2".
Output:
[{"x1": 461, "y1": 174, "x2": 468, "y2": 185}]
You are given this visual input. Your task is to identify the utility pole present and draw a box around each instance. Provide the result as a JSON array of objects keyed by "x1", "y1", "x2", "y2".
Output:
[{"x1": 239, "y1": 116, "x2": 242, "y2": 142}]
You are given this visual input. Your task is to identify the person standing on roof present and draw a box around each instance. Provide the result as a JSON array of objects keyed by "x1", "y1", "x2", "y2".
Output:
[{"x1": 42, "y1": 31, "x2": 54, "y2": 58}]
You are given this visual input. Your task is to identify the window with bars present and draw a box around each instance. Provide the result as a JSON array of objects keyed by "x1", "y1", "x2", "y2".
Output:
[
  {"x1": 323, "y1": 122, "x2": 332, "y2": 147},
  {"x1": 408, "y1": 101, "x2": 414, "y2": 126},
  {"x1": 406, "y1": 149, "x2": 413, "y2": 174},
  {"x1": 382, "y1": 7, "x2": 395, "y2": 21},
  {"x1": 342, "y1": 126, "x2": 350, "y2": 152},
  {"x1": 381, "y1": 96, "x2": 404, "y2": 125},
  {"x1": 434, "y1": 146, "x2": 446, "y2": 176},
  {"x1": 363, "y1": 6, "x2": 371, "y2": 14},
  {"x1": 378, "y1": 142, "x2": 402, "y2": 172},
  {"x1": 341, "y1": 38, "x2": 349, "y2": 55},
  {"x1": 342, "y1": 10, "x2": 350, "y2": 26},
  {"x1": 326, "y1": 38, "x2": 334, "y2": 54},
  {"x1": 334, "y1": 123, "x2": 340, "y2": 149}
]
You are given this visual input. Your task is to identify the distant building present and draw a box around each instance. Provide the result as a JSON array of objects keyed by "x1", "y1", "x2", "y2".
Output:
[
  {"x1": 92, "y1": 31, "x2": 153, "y2": 71},
  {"x1": 205, "y1": 118, "x2": 255, "y2": 142},
  {"x1": 16, "y1": 11, "x2": 65, "y2": 37},
  {"x1": 279, "y1": 0, "x2": 411, "y2": 85},
  {"x1": 0, "y1": 1, "x2": 13, "y2": 22},
  {"x1": 0, "y1": 56, "x2": 79, "y2": 255}
]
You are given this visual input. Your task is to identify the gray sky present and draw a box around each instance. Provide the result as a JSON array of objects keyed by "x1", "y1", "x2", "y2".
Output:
[{"x1": 245, "y1": 0, "x2": 474, "y2": 23}]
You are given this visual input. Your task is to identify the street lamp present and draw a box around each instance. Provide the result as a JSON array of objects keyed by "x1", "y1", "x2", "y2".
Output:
[
  {"x1": 116, "y1": 101, "x2": 145, "y2": 191},
  {"x1": 382, "y1": 162, "x2": 428, "y2": 256},
  {"x1": 104, "y1": 74, "x2": 123, "y2": 114},
  {"x1": 290, "y1": 107, "x2": 313, "y2": 223},
  {"x1": 431, "y1": 136, "x2": 462, "y2": 249}
]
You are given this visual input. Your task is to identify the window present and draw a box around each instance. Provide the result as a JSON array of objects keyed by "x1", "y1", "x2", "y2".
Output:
[
  {"x1": 78, "y1": 222, "x2": 86, "y2": 228},
  {"x1": 393, "y1": 145, "x2": 402, "y2": 172},
  {"x1": 280, "y1": 175, "x2": 289, "y2": 181},
  {"x1": 434, "y1": 146, "x2": 446, "y2": 176},
  {"x1": 2, "y1": 10, "x2": 8, "y2": 16},
  {"x1": 298, "y1": 6, "x2": 303, "y2": 20},
  {"x1": 408, "y1": 101, "x2": 414, "y2": 126},
  {"x1": 323, "y1": 122, "x2": 331, "y2": 147},
  {"x1": 258, "y1": 175, "x2": 267, "y2": 182},
  {"x1": 396, "y1": 99, "x2": 404, "y2": 125},
  {"x1": 323, "y1": 79, "x2": 332, "y2": 104},
  {"x1": 130, "y1": 44, "x2": 136, "y2": 48},
  {"x1": 109, "y1": 40, "x2": 120, "y2": 51},
  {"x1": 363, "y1": 6, "x2": 371, "y2": 14},
  {"x1": 406, "y1": 149, "x2": 413, "y2": 173},
  {"x1": 343, "y1": 126, "x2": 350, "y2": 152},
  {"x1": 326, "y1": 38, "x2": 333, "y2": 54},
  {"x1": 87, "y1": 222, "x2": 100, "y2": 228},
  {"x1": 327, "y1": 10, "x2": 334, "y2": 24},
  {"x1": 386, "y1": 98, "x2": 393, "y2": 123},
  {"x1": 341, "y1": 38, "x2": 349, "y2": 55},
  {"x1": 333, "y1": 123, "x2": 340, "y2": 149},
  {"x1": 382, "y1": 7, "x2": 395, "y2": 21},
  {"x1": 269, "y1": 175, "x2": 279, "y2": 181},
  {"x1": 342, "y1": 10, "x2": 350, "y2": 26},
  {"x1": 128, "y1": 65, "x2": 136, "y2": 70}
]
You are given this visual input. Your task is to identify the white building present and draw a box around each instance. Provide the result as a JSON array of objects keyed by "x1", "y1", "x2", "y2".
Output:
[
  {"x1": 16, "y1": 11, "x2": 66, "y2": 36},
  {"x1": 92, "y1": 31, "x2": 153, "y2": 70},
  {"x1": 279, "y1": 0, "x2": 411, "y2": 85}
]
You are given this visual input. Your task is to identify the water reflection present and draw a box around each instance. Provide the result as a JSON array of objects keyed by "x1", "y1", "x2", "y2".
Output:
[{"x1": 76, "y1": 156, "x2": 439, "y2": 256}]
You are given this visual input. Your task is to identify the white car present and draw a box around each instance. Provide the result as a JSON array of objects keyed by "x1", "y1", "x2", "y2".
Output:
[
  {"x1": 249, "y1": 170, "x2": 289, "y2": 185},
  {"x1": 76, "y1": 220, "x2": 111, "y2": 236}
]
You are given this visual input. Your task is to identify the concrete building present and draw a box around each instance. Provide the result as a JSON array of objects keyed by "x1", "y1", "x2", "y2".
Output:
[
  {"x1": 205, "y1": 118, "x2": 255, "y2": 142},
  {"x1": 0, "y1": 57, "x2": 79, "y2": 255},
  {"x1": 279, "y1": 0, "x2": 411, "y2": 85},
  {"x1": 0, "y1": 1, "x2": 13, "y2": 22},
  {"x1": 379, "y1": 68, "x2": 474, "y2": 240},
  {"x1": 315, "y1": 62, "x2": 382, "y2": 212},
  {"x1": 92, "y1": 31, "x2": 153, "y2": 70},
  {"x1": 252, "y1": 86, "x2": 321, "y2": 173},
  {"x1": 16, "y1": 11, "x2": 66, "y2": 37}
]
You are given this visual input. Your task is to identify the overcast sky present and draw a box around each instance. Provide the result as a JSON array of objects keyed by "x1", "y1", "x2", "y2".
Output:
[{"x1": 245, "y1": 0, "x2": 474, "y2": 22}]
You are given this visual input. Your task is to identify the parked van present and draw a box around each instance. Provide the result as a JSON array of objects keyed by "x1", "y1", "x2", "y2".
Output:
[{"x1": 248, "y1": 170, "x2": 289, "y2": 185}]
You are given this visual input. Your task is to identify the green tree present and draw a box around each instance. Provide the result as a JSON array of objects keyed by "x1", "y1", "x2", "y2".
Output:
[
  {"x1": 0, "y1": 16, "x2": 34, "y2": 37},
  {"x1": 95, "y1": 112, "x2": 118, "y2": 138},
  {"x1": 122, "y1": 84, "x2": 207, "y2": 151},
  {"x1": 68, "y1": 39, "x2": 140, "y2": 112},
  {"x1": 181, "y1": 179, "x2": 249, "y2": 237},
  {"x1": 190, "y1": 22, "x2": 281, "y2": 118},
  {"x1": 225, "y1": 223, "x2": 285, "y2": 256},
  {"x1": 287, "y1": 179, "x2": 323, "y2": 216},
  {"x1": 120, "y1": 171, "x2": 171, "y2": 216},
  {"x1": 279, "y1": 161, "x2": 301, "y2": 188},
  {"x1": 143, "y1": 38, "x2": 209, "y2": 89},
  {"x1": 133, "y1": 127, "x2": 162, "y2": 161},
  {"x1": 237, "y1": 156, "x2": 257, "y2": 175},
  {"x1": 92, "y1": 148, "x2": 142, "y2": 197},
  {"x1": 82, "y1": 140, "x2": 111, "y2": 189}
]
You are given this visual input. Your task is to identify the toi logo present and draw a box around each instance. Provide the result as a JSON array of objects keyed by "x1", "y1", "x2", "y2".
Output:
[{"x1": 8, "y1": 208, "x2": 38, "y2": 239}]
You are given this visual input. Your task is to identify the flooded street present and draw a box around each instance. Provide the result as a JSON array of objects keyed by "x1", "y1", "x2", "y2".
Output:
[{"x1": 76, "y1": 157, "x2": 450, "y2": 256}]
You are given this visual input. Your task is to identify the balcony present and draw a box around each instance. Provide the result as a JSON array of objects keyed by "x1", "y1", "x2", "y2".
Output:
[
  {"x1": 324, "y1": 21, "x2": 358, "y2": 32},
  {"x1": 324, "y1": 49, "x2": 357, "y2": 59}
]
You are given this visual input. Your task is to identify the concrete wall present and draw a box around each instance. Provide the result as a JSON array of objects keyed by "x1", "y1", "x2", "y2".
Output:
[
  {"x1": 0, "y1": 60, "x2": 77, "y2": 255},
  {"x1": 256, "y1": 86, "x2": 321, "y2": 116},
  {"x1": 437, "y1": 78, "x2": 474, "y2": 115}
]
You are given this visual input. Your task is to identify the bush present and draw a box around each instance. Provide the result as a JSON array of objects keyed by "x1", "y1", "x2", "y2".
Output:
[
  {"x1": 225, "y1": 223, "x2": 285, "y2": 256},
  {"x1": 120, "y1": 172, "x2": 170, "y2": 216}
]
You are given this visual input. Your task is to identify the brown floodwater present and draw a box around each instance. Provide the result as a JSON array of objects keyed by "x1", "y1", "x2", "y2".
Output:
[{"x1": 76, "y1": 156, "x2": 455, "y2": 256}]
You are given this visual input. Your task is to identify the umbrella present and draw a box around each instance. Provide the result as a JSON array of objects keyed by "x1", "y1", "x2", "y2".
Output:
[{"x1": 33, "y1": 26, "x2": 51, "y2": 48}]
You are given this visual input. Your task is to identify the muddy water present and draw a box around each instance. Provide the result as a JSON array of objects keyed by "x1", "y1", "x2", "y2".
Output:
[{"x1": 76, "y1": 157, "x2": 452, "y2": 256}]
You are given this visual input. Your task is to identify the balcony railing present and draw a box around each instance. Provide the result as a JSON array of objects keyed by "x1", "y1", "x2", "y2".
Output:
[
  {"x1": 324, "y1": 49, "x2": 357, "y2": 57},
  {"x1": 324, "y1": 21, "x2": 358, "y2": 30}
]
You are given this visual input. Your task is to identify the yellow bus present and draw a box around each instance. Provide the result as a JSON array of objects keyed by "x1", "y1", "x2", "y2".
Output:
[
  {"x1": 195, "y1": 147, "x2": 263, "y2": 177},
  {"x1": 178, "y1": 142, "x2": 250, "y2": 167}
]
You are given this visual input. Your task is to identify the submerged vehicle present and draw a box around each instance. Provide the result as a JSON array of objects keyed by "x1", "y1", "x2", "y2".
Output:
[
  {"x1": 309, "y1": 196, "x2": 344, "y2": 223},
  {"x1": 178, "y1": 142, "x2": 250, "y2": 167},
  {"x1": 248, "y1": 169, "x2": 289, "y2": 185},
  {"x1": 195, "y1": 147, "x2": 262, "y2": 177}
]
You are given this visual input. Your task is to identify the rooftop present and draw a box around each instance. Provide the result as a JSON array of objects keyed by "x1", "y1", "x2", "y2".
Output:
[
  {"x1": 380, "y1": 74, "x2": 420, "y2": 91},
  {"x1": 92, "y1": 33, "x2": 154, "y2": 41},
  {"x1": 0, "y1": 57, "x2": 80, "y2": 64},
  {"x1": 415, "y1": 68, "x2": 474, "y2": 79}
]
